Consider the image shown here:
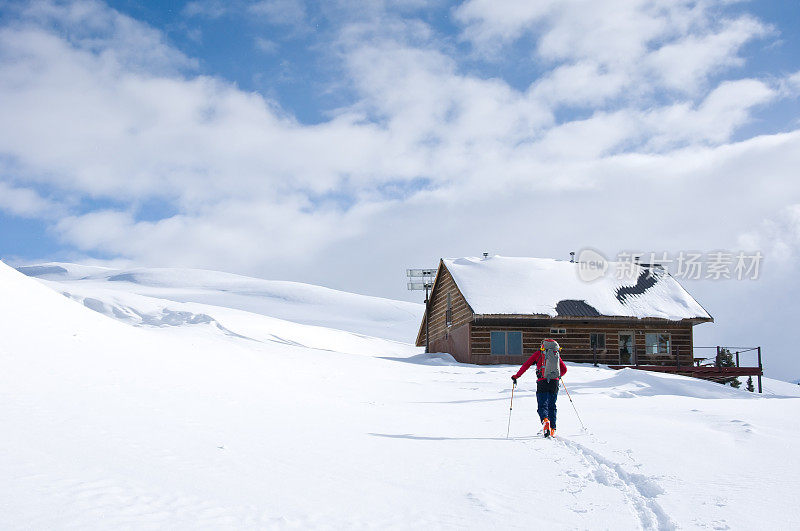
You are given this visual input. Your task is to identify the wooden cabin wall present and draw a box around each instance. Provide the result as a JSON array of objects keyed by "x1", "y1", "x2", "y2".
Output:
[
  {"x1": 417, "y1": 265, "x2": 472, "y2": 350},
  {"x1": 470, "y1": 320, "x2": 695, "y2": 366},
  {"x1": 430, "y1": 323, "x2": 471, "y2": 364}
]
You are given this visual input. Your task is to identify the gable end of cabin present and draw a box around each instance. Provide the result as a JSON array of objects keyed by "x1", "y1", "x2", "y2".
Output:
[{"x1": 415, "y1": 261, "x2": 474, "y2": 362}]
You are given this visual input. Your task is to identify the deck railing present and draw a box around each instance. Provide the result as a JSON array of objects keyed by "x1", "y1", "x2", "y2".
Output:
[{"x1": 608, "y1": 345, "x2": 764, "y2": 393}]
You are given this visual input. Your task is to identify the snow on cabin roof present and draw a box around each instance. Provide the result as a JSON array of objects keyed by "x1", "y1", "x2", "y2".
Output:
[{"x1": 442, "y1": 256, "x2": 712, "y2": 321}]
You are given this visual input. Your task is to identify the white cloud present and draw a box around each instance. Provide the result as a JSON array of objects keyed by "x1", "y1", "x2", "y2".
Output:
[
  {"x1": 342, "y1": 42, "x2": 552, "y2": 150},
  {"x1": 454, "y1": 0, "x2": 558, "y2": 50},
  {"x1": 54, "y1": 197, "x2": 375, "y2": 270},
  {"x1": 0, "y1": 14, "x2": 422, "y2": 204},
  {"x1": 738, "y1": 204, "x2": 800, "y2": 265},
  {"x1": 640, "y1": 78, "x2": 777, "y2": 148},
  {"x1": 0, "y1": 181, "x2": 60, "y2": 218},
  {"x1": 21, "y1": 0, "x2": 196, "y2": 74},
  {"x1": 645, "y1": 15, "x2": 769, "y2": 93},
  {"x1": 455, "y1": 0, "x2": 769, "y2": 104},
  {"x1": 529, "y1": 61, "x2": 629, "y2": 108}
]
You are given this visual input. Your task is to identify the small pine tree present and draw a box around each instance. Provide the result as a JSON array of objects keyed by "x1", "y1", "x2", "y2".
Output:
[
  {"x1": 716, "y1": 348, "x2": 739, "y2": 387},
  {"x1": 717, "y1": 348, "x2": 735, "y2": 367},
  {"x1": 746, "y1": 376, "x2": 755, "y2": 392}
]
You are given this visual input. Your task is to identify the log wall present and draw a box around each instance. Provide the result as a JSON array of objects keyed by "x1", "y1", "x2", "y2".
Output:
[{"x1": 470, "y1": 319, "x2": 695, "y2": 367}]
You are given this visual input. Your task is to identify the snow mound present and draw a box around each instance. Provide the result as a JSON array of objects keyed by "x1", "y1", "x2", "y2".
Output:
[
  {"x1": 561, "y1": 365, "x2": 800, "y2": 399},
  {"x1": 381, "y1": 352, "x2": 461, "y2": 366},
  {"x1": 578, "y1": 368, "x2": 758, "y2": 399}
]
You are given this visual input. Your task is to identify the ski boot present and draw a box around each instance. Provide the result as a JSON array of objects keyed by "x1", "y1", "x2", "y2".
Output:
[{"x1": 542, "y1": 418, "x2": 551, "y2": 438}]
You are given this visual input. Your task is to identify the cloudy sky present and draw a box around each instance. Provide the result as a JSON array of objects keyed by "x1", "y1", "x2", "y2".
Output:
[{"x1": 1, "y1": 0, "x2": 799, "y2": 378}]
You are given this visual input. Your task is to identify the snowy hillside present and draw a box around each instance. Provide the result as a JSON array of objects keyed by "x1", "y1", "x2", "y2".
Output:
[
  {"x1": 3, "y1": 260, "x2": 800, "y2": 529},
  {"x1": 18, "y1": 262, "x2": 423, "y2": 343}
]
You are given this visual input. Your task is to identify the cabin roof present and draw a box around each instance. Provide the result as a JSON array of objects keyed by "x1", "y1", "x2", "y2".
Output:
[{"x1": 442, "y1": 256, "x2": 712, "y2": 322}]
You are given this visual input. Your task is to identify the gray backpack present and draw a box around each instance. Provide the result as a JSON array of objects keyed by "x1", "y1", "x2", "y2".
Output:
[{"x1": 541, "y1": 340, "x2": 562, "y2": 382}]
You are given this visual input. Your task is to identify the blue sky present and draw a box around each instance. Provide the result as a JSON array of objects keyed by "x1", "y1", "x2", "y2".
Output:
[
  {"x1": 1, "y1": 0, "x2": 800, "y2": 377},
  {"x1": 96, "y1": 1, "x2": 800, "y2": 130}
]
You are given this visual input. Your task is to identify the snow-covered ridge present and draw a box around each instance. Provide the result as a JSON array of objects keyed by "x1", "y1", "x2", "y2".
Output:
[
  {"x1": 18, "y1": 262, "x2": 423, "y2": 343},
  {"x1": 444, "y1": 256, "x2": 711, "y2": 321}
]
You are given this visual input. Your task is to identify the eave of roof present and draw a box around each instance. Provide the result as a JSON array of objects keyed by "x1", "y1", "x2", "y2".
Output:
[{"x1": 473, "y1": 314, "x2": 713, "y2": 324}]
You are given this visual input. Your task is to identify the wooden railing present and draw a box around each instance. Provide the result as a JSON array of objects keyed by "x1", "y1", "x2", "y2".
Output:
[{"x1": 608, "y1": 345, "x2": 764, "y2": 393}]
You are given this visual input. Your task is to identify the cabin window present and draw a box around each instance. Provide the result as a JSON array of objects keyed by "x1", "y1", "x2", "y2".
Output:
[
  {"x1": 645, "y1": 333, "x2": 671, "y2": 356},
  {"x1": 549, "y1": 328, "x2": 566, "y2": 335},
  {"x1": 507, "y1": 332, "x2": 522, "y2": 355},
  {"x1": 490, "y1": 331, "x2": 523, "y2": 355},
  {"x1": 590, "y1": 333, "x2": 606, "y2": 350},
  {"x1": 618, "y1": 332, "x2": 634, "y2": 364},
  {"x1": 446, "y1": 292, "x2": 452, "y2": 327},
  {"x1": 490, "y1": 332, "x2": 504, "y2": 354}
]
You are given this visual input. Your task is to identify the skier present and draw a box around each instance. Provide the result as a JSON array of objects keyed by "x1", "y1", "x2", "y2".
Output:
[{"x1": 511, "y1": 338, "x2": 567, "y2": 437}]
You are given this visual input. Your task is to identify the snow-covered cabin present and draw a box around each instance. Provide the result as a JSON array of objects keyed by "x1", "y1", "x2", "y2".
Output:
[{"x1": 415, "y1": 256, "x2": 713, "y2": 365}]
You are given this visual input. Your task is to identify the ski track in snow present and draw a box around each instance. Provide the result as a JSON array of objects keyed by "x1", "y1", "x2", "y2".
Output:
[{"x1": 554, "y1": 436, "x2": 676, "y2": 531}]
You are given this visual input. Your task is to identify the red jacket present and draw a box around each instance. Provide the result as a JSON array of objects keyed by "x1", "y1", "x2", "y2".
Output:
[{"x1": 513, "y1": 352, "x2": 567, "y2": 381}]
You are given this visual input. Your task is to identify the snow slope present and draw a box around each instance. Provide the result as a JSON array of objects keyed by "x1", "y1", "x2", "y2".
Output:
[
  {"x1": 2, "y1": 261, "x2": 799, "y2": 529},
  {"x1": 17, "y1": 262, "x2": 423, "y2": 342}
]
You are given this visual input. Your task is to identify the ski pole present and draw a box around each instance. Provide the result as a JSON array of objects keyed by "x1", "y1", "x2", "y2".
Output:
[
  {"x1": 506, "y1": 381, "x2": 516, "y2": 439},
  {"x1": 560, "y1": 378, "x2": 586, "y2": 431}
]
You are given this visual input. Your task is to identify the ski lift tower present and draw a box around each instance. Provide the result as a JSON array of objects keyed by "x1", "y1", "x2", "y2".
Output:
[{"x1": 406, "y1": 267, "x2": 436, "y2": 353}]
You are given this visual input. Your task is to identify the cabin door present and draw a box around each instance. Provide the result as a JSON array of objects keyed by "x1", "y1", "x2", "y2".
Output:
[{"x1": 618, "y1": 331, "x2": 635, "y2": 365}]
